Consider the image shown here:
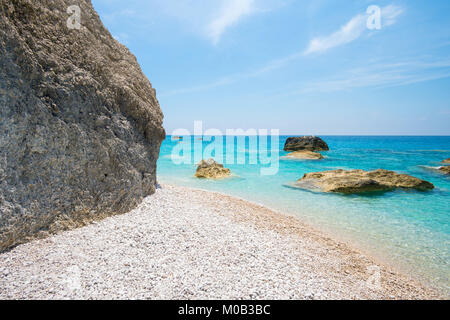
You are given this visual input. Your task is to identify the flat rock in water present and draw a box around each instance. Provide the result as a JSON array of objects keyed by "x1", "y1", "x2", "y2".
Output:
[
  {"x1": 292, "y1": 169, "x2": 434, "y2": 194},
  {"x1": 439, "y1": 166, "x2": 450, "y2": 175},
  {"x1": 284, "y1": 136, "x2": 329, "y2": 152},
  {"x1": 442, "y1": 158, "x2": 450, "y2": 164},
  {"x1": 283, "y1": 151, "x2": 324, "y2": 160},
  {"x1": 195, "y1": 159, "x2": 231, "y2": 179}
]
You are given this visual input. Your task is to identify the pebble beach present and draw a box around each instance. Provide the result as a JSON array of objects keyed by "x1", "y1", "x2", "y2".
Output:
[{"x1": 0, "y1": 184, "x2": 442, "y2": 300}]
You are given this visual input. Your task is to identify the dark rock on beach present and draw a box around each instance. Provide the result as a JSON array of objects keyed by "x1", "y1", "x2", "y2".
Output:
[
  {"x1": 292, "y1": 169, "x2": 434, "y2": 194},
  {"x1": 0, "y1": 0, "x2": 165, "y2": 251},
  {"x1": 284, "y1": 136, "x2": 329, "y2": 152}
]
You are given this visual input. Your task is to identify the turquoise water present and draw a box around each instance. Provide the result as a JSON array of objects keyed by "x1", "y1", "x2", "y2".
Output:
[{"x1": 157, "y1": 136, "x2": 450, "y2": 293}]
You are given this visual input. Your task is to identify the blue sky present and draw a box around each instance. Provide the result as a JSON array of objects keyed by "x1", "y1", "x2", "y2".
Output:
[{"x1": 92, "y1": 0, "x2": 450, "y2": 135}]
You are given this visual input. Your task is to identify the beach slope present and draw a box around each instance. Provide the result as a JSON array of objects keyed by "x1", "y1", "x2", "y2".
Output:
[{"x1": 0, "y1": 184, "x2": 440, "y2": 299}]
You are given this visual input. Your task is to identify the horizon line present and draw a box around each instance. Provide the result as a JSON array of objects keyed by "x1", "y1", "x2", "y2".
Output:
[{"x1": 166, "y1": 134, "x2": 450, "y2": 137}]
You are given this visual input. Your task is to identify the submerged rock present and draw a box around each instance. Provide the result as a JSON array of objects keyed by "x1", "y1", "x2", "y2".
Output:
[
  {"x1": 283, "y1": 151, "x2": 324, "y2": 160},
  {"x1": 0, "y1": 0, "x2": 165, "y2": 251},
  {"x1": 439, "y1": 166, "x2": 450, "y2": 175},
  {"x1": 195, "y1": 159, "x2": 231, "y2": 179},
  {"x1": 284, "y1": 136, "x2": 329, "y2": 152},
  {"x1": 292, "y1": 169, "x2": 434, "y2": 194},
  {"x1": 442, "y1": 158, "x2": 450, "y2": 164}
]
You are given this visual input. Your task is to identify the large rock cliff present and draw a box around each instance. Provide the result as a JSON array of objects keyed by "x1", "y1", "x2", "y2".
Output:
[{"x1": 0, "y1": 0, "x2": 165, "y2": 251}]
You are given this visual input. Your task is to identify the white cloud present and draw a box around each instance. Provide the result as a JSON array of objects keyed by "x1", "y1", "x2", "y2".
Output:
[
  {"x1": 97, "y1": 0, "x2": 280, "y2": 45},
  {"x1": 304, "y1": 14, "x2": 366, "y2": 55},
  {"x1": 304, "y1": 5, "x2": 403, "y2": 55},
  {"x1": 207, "y1": 0, "x2": 255, "y2": 45}
]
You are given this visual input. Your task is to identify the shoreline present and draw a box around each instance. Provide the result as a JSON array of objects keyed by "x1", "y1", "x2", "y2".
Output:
[
  {"x1": 167, "y1": 182, "x2": 443, "y2": 293},
  {"x1": 0, "y1": 184, "x2": 444, "y2": 299},
  {"x1": 160, "y1": 184, "x2": 444, "y2": 299}
]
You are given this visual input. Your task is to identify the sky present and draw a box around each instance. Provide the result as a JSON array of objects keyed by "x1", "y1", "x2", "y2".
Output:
[{"x1": 92, "y1": 0, "x2": 450, "y2": 135}]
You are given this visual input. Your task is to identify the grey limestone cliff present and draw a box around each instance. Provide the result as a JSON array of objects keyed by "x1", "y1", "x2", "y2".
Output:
[{"x1": 0, "y1": 0, "x2": 165, "y2": 250}]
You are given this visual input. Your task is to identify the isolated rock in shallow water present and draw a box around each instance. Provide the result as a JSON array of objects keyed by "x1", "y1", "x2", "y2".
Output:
[
  {"x1": 439, "y1": 166, "x2": 450, "y2": 175},
  {"x1": 442, "y1": 158, "x2": 450, "y2": 164},
  {"x1": 284, "y1": 136, "x2": 329, "y2": 152},
  {"x1": 283, "y1": 151, "x2": 324, "y2": 160},
  {"x1": 292, "y1": 169, "x2": 434, "y2": 194},
  {"x1": 0, "y1": 0, "x2": 165, "y2": 251},
  {"x1": 195, "y1": 159, "x2": 231, "y2": 179}
]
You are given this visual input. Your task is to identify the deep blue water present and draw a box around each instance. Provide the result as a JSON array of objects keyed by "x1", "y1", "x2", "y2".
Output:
[{"x1": 157, "y1": 136, "x2": 450, "y2": 293}]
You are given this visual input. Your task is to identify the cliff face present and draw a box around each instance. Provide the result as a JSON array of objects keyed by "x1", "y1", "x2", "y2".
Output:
[{"x1": 0, "y1": 0, "x2": 165, "y2": 251}]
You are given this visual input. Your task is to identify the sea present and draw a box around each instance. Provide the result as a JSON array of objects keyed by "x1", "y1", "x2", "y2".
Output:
[{"x1": 157, "y1": 135, "x2": 450, "y2": 294}]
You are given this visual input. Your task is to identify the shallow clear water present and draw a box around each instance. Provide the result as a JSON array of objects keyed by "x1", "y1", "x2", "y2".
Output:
[{"x1": 157, "y1": 136, "x2": 450, "y2": 293}]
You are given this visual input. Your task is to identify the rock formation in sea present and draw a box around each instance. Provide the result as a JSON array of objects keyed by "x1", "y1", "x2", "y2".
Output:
[
  {"x1": 292, "y1": 169, "x2": 434, "y2": 194},
  {"x1": 195, "y1": 159, "x2": 231, "y2": 179},
  {"x1": 284, "y1": 136, "x2": 329, "y2": 152},
  {"x1": 439, "y1": 166, "x2": 450, "y2": 175},
  {"x1": 442, "y1": 158, "x2": 450, "y2": 164},
  {"x1": 0, "y1": 0, "x2": 165, "y2": 251},
  {"x1": 283, "y1": 151, "x2": 324, "y2": 160}
]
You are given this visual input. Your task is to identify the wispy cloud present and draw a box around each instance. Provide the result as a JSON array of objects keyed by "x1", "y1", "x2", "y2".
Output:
[
  {"x1": 382, "y1": 5, "x2": 404, "y2": 27},
  {"x1": 304, "y1": 5, "x2": 404, "y2": 55},
  {"x1": 207, "y1": 0, "x2": 255, "y2": 45},
  {"x1": 160, "y1": 57, "x2": 450, "y2": 97},
  {"x1": 290, "y1": 59, "x2": 450, "y2": 94},
  {"x1": 97, "y1": 0, "x2": 281, "y2": 45},
  {"x1": 158, "y1": 3, "x2": 449, "y2": 97},
  {"x1": 159, "y1": 51, "x2": 303, "y2": 97},
  {"x1": 304, "y1": 14, "x2": 366, "y2": 55}
]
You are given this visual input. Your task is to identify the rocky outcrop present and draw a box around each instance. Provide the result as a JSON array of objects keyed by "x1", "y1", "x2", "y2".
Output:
[
  {"x1": 439, "y1": 166, "x2": 450, "y2": 175},
  {"x1": 283, "y1": 151, "x2": 324, "y2": 160},
  {"x1": 442, "y1": 158, "x2": 450, "y2": 164},
  {"x1": 292, "y1": 169, "x2": 434, "y2": 194},
  {"x1": 284, "y1": 136, "x2": 329, "y2": 152},
  {"x1": 195, "y1": 159, "x2": 231, "y2": 179},
  {"x1": 0, "y1": 0, "x2": 165, "y2": 251}
]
